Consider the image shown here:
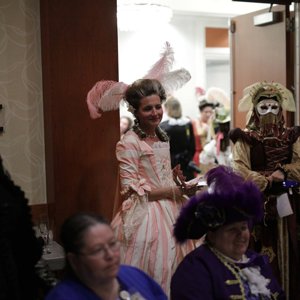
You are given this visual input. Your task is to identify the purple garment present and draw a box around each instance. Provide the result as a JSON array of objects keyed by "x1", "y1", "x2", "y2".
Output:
[
  {"x1": 45, "y1": 265, "x2": 167, "y2": 300},
  {"x1": 171, "y1": 245, "x2": 285, "y2": 300}
]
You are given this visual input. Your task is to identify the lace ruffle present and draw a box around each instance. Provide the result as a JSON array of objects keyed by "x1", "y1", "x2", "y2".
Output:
[
  {"x1": 121, "y1": 193, "x2": 148, "y2": 242},
  {"x1": 240, "y1": 266, "x2": 271, "y2": 297},
  {"x1": 129, "y1": 178, "x2": 151, "y2": 196}
]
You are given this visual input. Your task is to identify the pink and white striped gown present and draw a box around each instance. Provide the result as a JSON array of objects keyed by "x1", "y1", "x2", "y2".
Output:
[{"x1": 111, "y1": 131, "x2": 196, "y2": 296}]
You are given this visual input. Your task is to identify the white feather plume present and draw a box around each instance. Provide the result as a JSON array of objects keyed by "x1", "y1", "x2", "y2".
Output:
[
  {"x1": 160, "y1": 68, "x2": 191, "y2": 94},
  {"x1": 205, "y1": 87, "x2": 230, "y2": 110}
]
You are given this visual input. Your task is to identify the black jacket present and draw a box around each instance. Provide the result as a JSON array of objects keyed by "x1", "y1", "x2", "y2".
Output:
[{"x1": 0, "y1": 157, "x2": 42, "y2": 300}]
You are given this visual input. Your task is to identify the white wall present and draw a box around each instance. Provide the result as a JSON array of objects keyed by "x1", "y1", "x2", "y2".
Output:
[
  {"x1": 117, "y1": 1, "x2": 278, "y2": 120},
  {"x1": 118, "y1": 13, "x2": 230, "y2": 120}
]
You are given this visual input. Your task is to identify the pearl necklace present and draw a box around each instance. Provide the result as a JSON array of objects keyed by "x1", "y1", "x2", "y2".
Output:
[{"x1": 146, "y1": 133, "x2": 157, "y2": 139}]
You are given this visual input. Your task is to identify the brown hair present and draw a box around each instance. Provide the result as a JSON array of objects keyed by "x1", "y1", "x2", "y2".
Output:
[
  {"x1": 60, "y1": 212, "x2": 110, "y2": 276},
  {"x1": 125, "y1": 79, "x2": 166, "y2": 110}
]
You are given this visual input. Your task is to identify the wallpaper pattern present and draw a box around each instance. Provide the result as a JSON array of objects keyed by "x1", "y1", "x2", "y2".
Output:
[{"x1": 0, "y1": 0, "x2": 46, "y2": 205}]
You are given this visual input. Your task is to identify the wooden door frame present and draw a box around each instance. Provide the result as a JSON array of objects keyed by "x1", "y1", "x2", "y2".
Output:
[{"x1": 40, "y1": 0, "x2": 120, "y2": 239}]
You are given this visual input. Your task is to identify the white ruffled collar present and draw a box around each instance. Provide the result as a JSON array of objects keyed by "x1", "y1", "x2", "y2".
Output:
[
  {"x1": 164, "y1": 116, "x2": 190, "y2": 126},
  {"x1": 239, "y1": 266, "x2": 271, "y2": 297}
]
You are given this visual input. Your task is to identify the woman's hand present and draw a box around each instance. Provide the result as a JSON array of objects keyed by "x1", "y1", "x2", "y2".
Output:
[
  {"x1": 172, "y1": 164, "x2": 186, "y2": 186},
  {"x1": 173, "y1": 165, "x2": 205, "y2": 197}
]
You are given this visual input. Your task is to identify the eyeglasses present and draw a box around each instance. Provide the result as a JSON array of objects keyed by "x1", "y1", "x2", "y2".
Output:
[{"x1": 78, "y1": 240, "x2": 120, "y2": 258}]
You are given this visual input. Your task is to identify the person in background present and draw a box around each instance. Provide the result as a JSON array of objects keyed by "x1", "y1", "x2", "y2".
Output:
[
  {"x1": 205, "y1": 86, "x2": 231, "y2": 112},
  {"x1": 45, "y1": 212, "x2": 167, "y2": 300},
  {"x1": 199, "y1": 106, "x2": 232, "y2": 172},
  {"x1": 0, "y1": 156, "x2": 43, "y2": 300},
  {"x1": 171, "y1": 166, "x2": 285, "y2": 300},
  {"x1": 120, "y1": 115, "x2": 133, "y2": 139},
  {"x1": 191, "y1": 99, "x2": 215, "y2": 174},
  {"x1": 229, "y1": 81, "x2": 300, "y2": 299},
  {"x1": 160, "y1": 96, "x2": 198, "y2": 180}
]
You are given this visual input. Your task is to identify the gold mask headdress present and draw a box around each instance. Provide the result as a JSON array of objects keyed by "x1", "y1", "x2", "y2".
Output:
[
  {"x1": 238, "y1": 81, "x2": 295, "y2": 126},
  {"x1": 238, "y1": 81, "x2": 295, "y2": 112}
]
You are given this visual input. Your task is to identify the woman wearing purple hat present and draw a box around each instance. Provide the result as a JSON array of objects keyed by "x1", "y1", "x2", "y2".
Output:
[{"x1": 171, "y1": 166, "x2": 285, "y2": 299}]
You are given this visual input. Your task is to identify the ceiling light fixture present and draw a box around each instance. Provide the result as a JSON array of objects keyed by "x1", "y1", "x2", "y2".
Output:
[{"x1": 117, "y1": 0, "x2": 173, "y2": 32}]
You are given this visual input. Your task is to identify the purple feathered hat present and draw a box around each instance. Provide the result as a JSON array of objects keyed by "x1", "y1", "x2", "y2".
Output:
[{"x1": 174, "y1": 166, "x2": 264, "y2": 243}]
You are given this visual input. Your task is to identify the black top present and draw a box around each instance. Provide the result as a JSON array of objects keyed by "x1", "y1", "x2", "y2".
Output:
[
  {"x1": 0, "y1": 157, "x2": 42, "y2": 300},
  {"x1": 160, "y1": 118, "x2": 196, "y2": 180}
]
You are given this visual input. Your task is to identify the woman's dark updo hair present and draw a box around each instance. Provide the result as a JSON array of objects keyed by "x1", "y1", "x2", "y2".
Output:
[
  {"x1": 198, "y1": 99, "x2": 215, "y2": 112},
  {"x1": 125, "y1": 79, "x2": 167, "y2": 110}
]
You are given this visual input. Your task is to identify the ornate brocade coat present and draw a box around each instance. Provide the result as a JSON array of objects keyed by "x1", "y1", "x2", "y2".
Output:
[{"x1": 229, "y1": 126, "x2": 300, "y2": 299}]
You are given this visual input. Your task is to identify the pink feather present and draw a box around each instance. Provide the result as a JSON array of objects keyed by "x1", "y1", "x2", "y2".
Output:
[
  {"x1": 99, "y1": 82, "x2": 128, "y2": 112},
  {"x1": 86, "y1": 81, "x2": 127, "y2": 119},
  {"x1": 86, "y1": 42, "x2": 192, "y2": 119},
  {"x1": 143, "y1": 41, "x2": 174, "y2": 80}
]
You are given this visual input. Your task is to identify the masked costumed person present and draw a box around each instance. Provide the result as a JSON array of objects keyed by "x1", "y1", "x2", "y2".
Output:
[
  {"x1": 171, "y1": 166, "x2": 285, "y2": 300},
  {"x1": 86, "y1": 42, "x2": 200, "y2": 296},
  {"x1": 229, "y1": 81, "x2": 300, "y2": 299}
]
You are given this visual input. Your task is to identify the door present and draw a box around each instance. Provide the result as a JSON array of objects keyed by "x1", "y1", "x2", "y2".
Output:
[
  {"x1": 40, "y1": 0, "x2": 120, "y2": 238},
  {"x1": 230, "y1": 4, "x2": 293, "y2": 129}
]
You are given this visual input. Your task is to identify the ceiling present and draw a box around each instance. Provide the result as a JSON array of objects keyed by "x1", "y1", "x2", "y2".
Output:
[{"x1": 171, "y1": 0, "x2": 273, "y2": 17}]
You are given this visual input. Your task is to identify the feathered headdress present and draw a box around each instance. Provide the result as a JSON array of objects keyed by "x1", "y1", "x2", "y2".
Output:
[
  {"x1": 86, "y1": 42, "x2": 191, "y2": 119},
  {"x1": 205, "y1": 87, "x2": 230, "y2": 110},
  {"x1": 173, "y1": 166, "x2": 263, "y2": 243}
]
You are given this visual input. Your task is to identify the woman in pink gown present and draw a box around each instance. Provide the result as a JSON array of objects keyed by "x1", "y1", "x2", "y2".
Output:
[{"x1": 111, "y1": 79, "x2": 197, "y2": 296}]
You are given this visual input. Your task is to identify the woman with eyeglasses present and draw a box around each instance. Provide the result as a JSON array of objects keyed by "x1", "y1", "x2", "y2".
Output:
[{"x1": 45, "y1": 212, "x2": 167, "y2": 300}]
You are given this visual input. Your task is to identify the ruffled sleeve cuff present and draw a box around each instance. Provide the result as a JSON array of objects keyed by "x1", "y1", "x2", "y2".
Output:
[{"x1": 128, "y1": 178, "x2": 151, "y2": 196}]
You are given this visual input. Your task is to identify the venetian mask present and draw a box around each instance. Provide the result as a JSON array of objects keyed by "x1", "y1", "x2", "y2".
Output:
[{"x1": 255, "y1": 99, "x2": 280, "y2": 116}]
